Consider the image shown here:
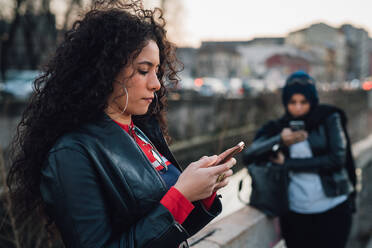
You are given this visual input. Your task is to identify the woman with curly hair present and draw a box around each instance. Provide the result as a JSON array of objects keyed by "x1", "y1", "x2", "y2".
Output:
[{"x1": 6, "y1": 1, "x2": 235, "y2": 247}]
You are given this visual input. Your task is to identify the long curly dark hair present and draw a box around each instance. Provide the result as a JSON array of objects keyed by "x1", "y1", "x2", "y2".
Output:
[{"x1": 6, "y1": 0, "x2": 181, "y2": 239}]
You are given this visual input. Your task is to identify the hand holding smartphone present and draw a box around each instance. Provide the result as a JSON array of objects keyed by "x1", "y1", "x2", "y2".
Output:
[
  {"x1": 214, "y1": 141, "x2": 245, "y2": 183},
  {"x1": 289, "y1": 120, "x2": 305, "y2": 131}
]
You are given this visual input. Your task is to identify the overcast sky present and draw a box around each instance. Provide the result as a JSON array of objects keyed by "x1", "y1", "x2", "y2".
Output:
[
  {"x1": 47, "y1": 0, "x2": 372, "y2": 47},
  {"x1": 179, "y1": 0, "x2": 372, "y2": 47}
]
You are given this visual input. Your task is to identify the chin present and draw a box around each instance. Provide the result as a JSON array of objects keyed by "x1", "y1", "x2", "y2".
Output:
[
  {"x1": 293, "y1": 113, "x2": 308, "y2": 118},
  {"x1": 134, "y1": 108, "x2": 150, "y2": 116}
]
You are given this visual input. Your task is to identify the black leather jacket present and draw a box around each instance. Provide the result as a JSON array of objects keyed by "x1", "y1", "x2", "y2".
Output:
[
  {"x1": 40, "y1": 114, "x2": 221, "y2": 248},
  {"x1": 244, "y1": 112, "x2": 354, "y2": 197}
]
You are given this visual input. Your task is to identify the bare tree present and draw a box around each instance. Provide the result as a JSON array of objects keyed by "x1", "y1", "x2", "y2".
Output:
[
  {"x1": 0, "y1": 0, "x2": 56, "y2": 80},
  {"x1": 62, "y1": 0, "x2": 84, "y2": 31},
  {"x1": 161, "y1": 0, "x2": 186, "y2": 45},
  {"x1": 143, "y1": 0, "x2": 186, "y2": 46},
  {"x1": 23, "y1": 3, "x2": 39, "y2": 70},
  {"x1": 0, "y1": 0, "x2": 26, "y2": 80}
]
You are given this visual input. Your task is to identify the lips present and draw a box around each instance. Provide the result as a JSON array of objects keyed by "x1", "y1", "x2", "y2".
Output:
[{"x1": 142, "y1": 97, "x2": 153, "y2": 103}]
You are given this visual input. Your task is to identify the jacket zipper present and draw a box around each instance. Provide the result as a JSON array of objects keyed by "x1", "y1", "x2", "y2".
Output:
[
  {"x1": 122, "y1": 127, "x2": 168, "y2": 191},
  {"x1": 156, "y1": 128, "x2": 183, "y2": 172}
]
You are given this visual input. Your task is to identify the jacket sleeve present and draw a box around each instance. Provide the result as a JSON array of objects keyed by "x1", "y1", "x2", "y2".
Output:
[
  {"x1": 181, "y1": 197, "x2": 222, "y2": 237},
  {"x1": 284, "y1": 113, "x2": 347, "y2": 172},
  {"x1": 40, "y1": 147, "x2": 190, "y2": 248},
  {"x1": 243, "y1": 134, "x2": 282, "y2": 165}
]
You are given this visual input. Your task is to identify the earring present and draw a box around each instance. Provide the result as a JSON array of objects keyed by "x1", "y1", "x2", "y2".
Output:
[{"x1": 121, "y1": 86, "x2": 129, "y2": 114}]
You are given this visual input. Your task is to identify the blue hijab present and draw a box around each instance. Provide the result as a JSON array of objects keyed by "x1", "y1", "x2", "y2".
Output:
[{"x1": 282, "y1": 70, "x2": 319, "y2": 110}]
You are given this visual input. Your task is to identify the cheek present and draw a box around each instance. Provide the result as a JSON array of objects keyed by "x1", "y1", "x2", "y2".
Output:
[
  {"x1": 125, "y1": 80, "x2": 141, "y2": 99},
  {"x1": 302, "y1": 104, "x2": 311, "y2": 113},
  {"x1": 287, "y1": 104, "x2": 295, "y2": 113},
  {"x1": 126, "y1": 90, "x2": 141, "y2": 107}
]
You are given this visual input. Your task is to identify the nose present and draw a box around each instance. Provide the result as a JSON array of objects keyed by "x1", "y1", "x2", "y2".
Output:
[
  {"x1": 149, "y1": 72, "x2": 161, "y2": 92},
  {"x1": 295, "y1": 104, "x2": 303, "y2": 112}
]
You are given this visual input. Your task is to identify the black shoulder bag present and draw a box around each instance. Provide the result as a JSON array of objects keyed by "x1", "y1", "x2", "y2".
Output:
[
  {"x1": 241, "y1": 162, "x2": 289, "y2": 217},
  {"x1": 239, "y1": 134, "x2": 289, "y2": 217}
]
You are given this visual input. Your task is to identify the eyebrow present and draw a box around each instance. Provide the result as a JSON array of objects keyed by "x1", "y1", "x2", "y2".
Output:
[{"x1": 137, "y1": 61, "x2": 159, "y2": 67}]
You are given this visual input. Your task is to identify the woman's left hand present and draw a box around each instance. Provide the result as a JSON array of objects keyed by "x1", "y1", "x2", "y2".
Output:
[
  {"x1": 281, "y1": 128, "x2": 308, "y2": 146},
  {"x1": 270, "y1": 152, "x2": 285, "y2": 164},
  {"x1": 174, "y1": 156, "x2": 235, "y2": 202}
]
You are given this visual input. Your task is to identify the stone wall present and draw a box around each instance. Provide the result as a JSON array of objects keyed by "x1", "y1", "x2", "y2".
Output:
[
  {"x1": 167, "y1": 90, "x2": 370, "y2": 142},
  {"x1": 166, "y1": 90, "x2": 372, "y2": 169},
  {"x1": 1, "y1": 90, "x2": 369, "y2": 150}
]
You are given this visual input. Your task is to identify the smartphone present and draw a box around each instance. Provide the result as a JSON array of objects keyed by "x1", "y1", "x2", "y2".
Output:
[
  {"x1": 289, "y1": 120, "x2": 305, "y2": 131},
  {"x1": 214, "y1": 141, "x2": 245, "y2": 166},
  {"x1": 214, "y1": 141, "x2": 245, "y2": 183}
]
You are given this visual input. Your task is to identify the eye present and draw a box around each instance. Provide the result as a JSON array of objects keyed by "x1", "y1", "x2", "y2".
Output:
[{"x1": 138, "y1": 69, "x2": 148, "y2": 75}]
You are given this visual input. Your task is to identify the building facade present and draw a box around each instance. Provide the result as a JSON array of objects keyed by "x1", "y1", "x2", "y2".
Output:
[
  {"x1": 196, "y1": 42, "x2": 242, "y2": 79},
  {"x1": 341, "y1": 24, "x2": 371, "y2": 80},
  {"x1": 286, "y1": 23, "x2": 347, "y2": 82}
]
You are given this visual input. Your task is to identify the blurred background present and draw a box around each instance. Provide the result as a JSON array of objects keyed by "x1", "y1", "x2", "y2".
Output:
[
  {"x1": 0, "y1": 0, "x2": 372, "y2": 99},
  {"x1": 0, "y1": 0, "x2": 372, "y2": 247}
]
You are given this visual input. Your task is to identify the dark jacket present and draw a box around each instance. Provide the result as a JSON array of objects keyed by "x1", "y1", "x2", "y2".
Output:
[
  {"x1": 244, "y1": 111, "x2": 355, "y2": 198},
  {"x1": 40, "y1": 114, "x2": 221, "y2": 248}
]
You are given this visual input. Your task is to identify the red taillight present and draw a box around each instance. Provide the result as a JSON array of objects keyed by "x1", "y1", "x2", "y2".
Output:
[
  {"x1": 362, "y1": 81, "x2": 372, "y2": 91},
  {"x1": 194, "y1": 78, "x2": 203, "y2": 87}
]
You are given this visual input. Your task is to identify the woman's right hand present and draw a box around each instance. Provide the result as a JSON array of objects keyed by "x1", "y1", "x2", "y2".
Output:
[
  {"x1": 174, "y1": 155, "x2": 235, "y2": 202},
  {"x1": 281, "y1": 128, "x2": 308, "y2": 146},
  {"x1": 270, "y1": 151, "x2": 285, "y2": 164}
]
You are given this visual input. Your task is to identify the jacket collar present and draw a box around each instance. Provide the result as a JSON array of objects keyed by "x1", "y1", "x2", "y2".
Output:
[{"x1": 98, "y1": 112, "x2": 181, "y2": 171}]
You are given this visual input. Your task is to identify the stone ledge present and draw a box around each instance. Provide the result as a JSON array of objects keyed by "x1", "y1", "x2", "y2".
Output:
[
  {"x1": 352, "y1": 134, "x2": 372, "y2": 169},
  {"x1": 366, "y1": 238, "x2": 372, "y2": 248},
  {"x1": 189, "y1": 207, "x2": 282, "y2": 248}
]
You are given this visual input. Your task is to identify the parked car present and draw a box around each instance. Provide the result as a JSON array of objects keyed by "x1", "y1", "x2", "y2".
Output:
[
  {"x1": 247, "y1": 79, "x2": 265, "y2": 95},
  {"x1": 227, "y1": 78, "x2": 244, "y2": 98},
  {"x1": 197, "y1": 77, "x2": 228, "y2": 97},
  {"x1": 241, "y1": 80, "x2": 253, "y2": 96},
  {"x1": 168, "y1": 76, "x2": 200, "y2": 99},
  {"x1": 0, "y1": 70, "x2": 39, "y2": 100},
  {"x1": 177, "y1": 77, "x2": 200, "y2": 93},
  {"x1": 350, "y1": 79, "x2": 361, "y2": 90}
]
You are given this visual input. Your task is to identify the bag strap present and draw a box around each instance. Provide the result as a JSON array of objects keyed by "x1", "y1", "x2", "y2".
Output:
[{"x1": 237, "y1": 177, "x2": 249, "y2": 205}]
